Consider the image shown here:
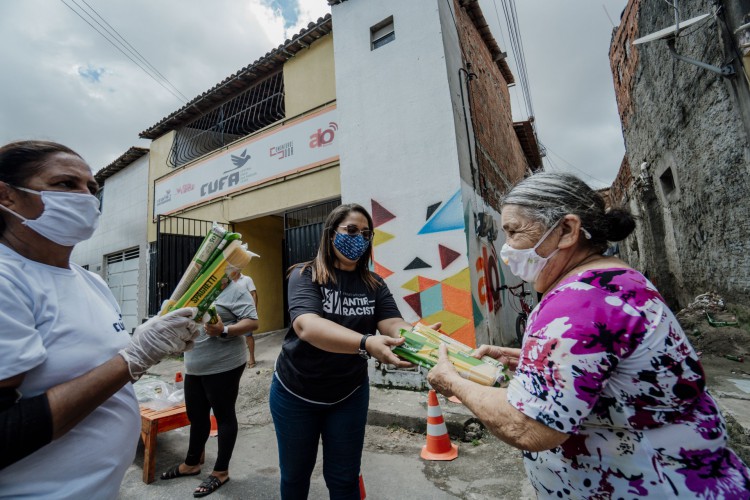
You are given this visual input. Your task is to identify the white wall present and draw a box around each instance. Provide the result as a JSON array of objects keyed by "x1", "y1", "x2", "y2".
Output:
[
  {"x1": 332, "y1": 0, "x2": 525, "y2": 347},
  {"x1": 71, "y1": 154, "x2": 150, "y2": 329},
  {"x1": 333, "y1": 0, "x2": 481, "y2": 345}
]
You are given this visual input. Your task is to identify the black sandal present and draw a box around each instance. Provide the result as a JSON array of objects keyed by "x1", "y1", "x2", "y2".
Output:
[
  {"x1": 160, "y1": 463, "x2": 201, "y2": 480},
  {"x1": 193, "y1": 475, "x2": 229, "y2": 497}
]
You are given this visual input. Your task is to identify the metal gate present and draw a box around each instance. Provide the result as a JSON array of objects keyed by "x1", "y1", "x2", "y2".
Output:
[
  {"x1": 282, "y1": 199, "x2": 341, "y2": 324},
  {"x1": 148, "y1": 216, "x2": 232, "y2": 316}
]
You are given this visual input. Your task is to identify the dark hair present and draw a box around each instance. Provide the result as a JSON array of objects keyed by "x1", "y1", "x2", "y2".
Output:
[
  {"x1": 0, "y1": 141, "x2": 83, "y2": 234},
  {"x1": 502, "y1": 172, "x2": 635, "y2": 253},
  {"x1": 295, "y1": 203, "x2": 380, "y2": 290}
]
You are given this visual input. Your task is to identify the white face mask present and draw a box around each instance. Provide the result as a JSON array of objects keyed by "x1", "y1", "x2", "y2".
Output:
[
  {"x1": 0, "y1": 185, "x2": 101, "y2": 246},
  {"x1": 500, "y1": 219, "x2": 561, "y2": 283}
]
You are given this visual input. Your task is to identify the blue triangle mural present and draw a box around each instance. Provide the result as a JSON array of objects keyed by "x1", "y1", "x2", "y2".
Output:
[{"x1": 418, "y1": 190, "x2": 464, "y2": 234}]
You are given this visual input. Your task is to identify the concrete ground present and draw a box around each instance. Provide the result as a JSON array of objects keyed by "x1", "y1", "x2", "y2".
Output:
[
  {"x1": 120, "y1": 330, "x2": 750, "y2": 499},
  {"x1": 121, "y1": 331, "x2": 533, "y2": 499}
]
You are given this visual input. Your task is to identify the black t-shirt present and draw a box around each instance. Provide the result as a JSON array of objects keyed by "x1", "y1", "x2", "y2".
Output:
[{"x1": 275, "y1": 265, "x2": 402, "y2": 403}]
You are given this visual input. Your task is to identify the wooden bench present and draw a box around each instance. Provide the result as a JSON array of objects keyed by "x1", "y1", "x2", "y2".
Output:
[{"x1": 139, "y1": 403, "x2": 190, "y2": 484}]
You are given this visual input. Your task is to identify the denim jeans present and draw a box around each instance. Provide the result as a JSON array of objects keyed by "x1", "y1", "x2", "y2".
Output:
[{"x1": 269, "y1": 375, "x2": 369, "y2": 500}]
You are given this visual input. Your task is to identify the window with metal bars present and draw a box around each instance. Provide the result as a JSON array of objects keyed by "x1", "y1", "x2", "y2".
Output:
[
  {"x1": 106, "y1": 247, "x2": 140, "y2": 264},
  {"x1": 168, "y1": 71, "x2": 286, "y2": 168}
]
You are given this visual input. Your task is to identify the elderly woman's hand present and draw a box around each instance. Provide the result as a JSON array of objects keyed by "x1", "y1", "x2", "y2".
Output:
[
  {"x1": 474, "y1": 345, "x2": 521, "y2": 371},
  {"x1": 427, "y1": 344, "x2": 462, "y2": 398}
]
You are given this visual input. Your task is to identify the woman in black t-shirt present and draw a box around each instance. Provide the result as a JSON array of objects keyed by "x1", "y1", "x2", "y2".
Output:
[{"x1": 271, "y1": 203, "x2": 435, "y2": 500}]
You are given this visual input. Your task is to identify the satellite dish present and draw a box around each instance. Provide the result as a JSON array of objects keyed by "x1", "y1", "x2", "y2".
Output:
[
  {"x1": 631, "y1": 12, "x2": 735, "y2": 77},
  {"x1": 633, "y1": 13, "x2": 710, "y2": 45}
]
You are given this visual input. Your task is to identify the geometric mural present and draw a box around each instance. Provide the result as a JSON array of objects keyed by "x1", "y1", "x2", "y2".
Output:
[
  {"x1": 438, "y1": 244, "x2": 461, "y2": 269},
  {"x1": 404, "y1": 257, "x2": 431, "y2": 270},
  {"x1": 373, "y1": 228, "x2": 395, "y2": 246},
  {"x1": 401, "y1": 267, "x2": 476, "y2": 347},
  {"x1": 418, "y1": 190, "x2": 464, "y2": 234},
  {"x1": 373, "y1": 260, "x2": 394, "y2": 278},
  {"x1": 370, "y1": 195, "x2": 476, "y2": 347},
  {"x1": 371, "y1": 199, "x2": 396, "y2": 227},
  {"x1": 426, "y1": 202, "x2": 441, "y2": 220}
]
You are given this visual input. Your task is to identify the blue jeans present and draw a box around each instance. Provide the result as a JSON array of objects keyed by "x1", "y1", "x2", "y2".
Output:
[{"x1": 269, "y1": 376, "x2": 369, "y2": 500}]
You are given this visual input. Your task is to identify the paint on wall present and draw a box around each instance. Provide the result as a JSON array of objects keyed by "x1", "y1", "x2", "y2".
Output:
[{"x1": 370, "y1": 190, "x2": 476, "y2": 347}]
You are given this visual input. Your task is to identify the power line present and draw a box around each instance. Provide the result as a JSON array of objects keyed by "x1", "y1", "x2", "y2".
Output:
[
  {"x1": 496, "y1": 0, "x2": 534, "y2": 120},
  {"x1": 77, "y1": 0, "x2": 191, "y2": 102},
  {"x1": 59, "y1": 0, "x2": 188, "y2": 104},
  {"x1": 540, "y1": 141, "x2": 611, "y2": 186}
]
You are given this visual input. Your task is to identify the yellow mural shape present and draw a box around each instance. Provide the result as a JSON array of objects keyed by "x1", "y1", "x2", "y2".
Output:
[
  {"x1": 401, "y1": 276, "x2": 421, "y2": 292},
  {"x1": 422, "y1": 310, "x2": 470, "y2": 334},
  {"x1": 441, "y1": 267, "x2": 471, "y2": 291},
  {"x1": 374, "y1": 229, "x2": 395, "y2": 246}
]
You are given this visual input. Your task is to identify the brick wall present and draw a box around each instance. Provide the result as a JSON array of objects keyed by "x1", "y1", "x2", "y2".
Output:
[
  {"x1": 609, "y1": 0, "x2": 640, "y2": 129},
  {"x1": 453, "y1": 0, "x2": 529, "y2": 211}
]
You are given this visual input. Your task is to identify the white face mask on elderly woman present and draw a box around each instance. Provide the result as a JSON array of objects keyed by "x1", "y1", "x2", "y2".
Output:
[
  {"x1": 500, "y1": 219, "x2": 561, "y2": 283},
  {"x1": 0, "y1": 185, "x2": 101, "y2": 246}
]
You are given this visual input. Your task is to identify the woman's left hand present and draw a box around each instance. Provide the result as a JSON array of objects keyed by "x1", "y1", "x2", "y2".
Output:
[
  {"x1": 427, "y1": 344, "x2": 460, "y2": 398},
  {"x1": 367, "y1": 335, "x2": 413, "y2": 368},
  {"x1": 204, "y1": 320, "x2": 224, "y2": 337}
]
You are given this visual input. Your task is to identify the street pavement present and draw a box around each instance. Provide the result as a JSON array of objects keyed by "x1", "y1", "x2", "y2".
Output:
[{"x1": 119, "y1": 330, "x2": 750, "y2": 499}]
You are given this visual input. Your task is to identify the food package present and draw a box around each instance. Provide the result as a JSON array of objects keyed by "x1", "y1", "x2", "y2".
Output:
[
  {"x1": 393, "y1": 324, "x2": 510, "y2": 387},
  {"x1": 161, "y1": 225, "x2": 259, "y2": 322}
]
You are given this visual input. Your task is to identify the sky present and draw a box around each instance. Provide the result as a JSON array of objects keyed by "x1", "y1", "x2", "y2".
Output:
[{"x1": 0, "y1": 0, "x2": 628, "y2": 189}]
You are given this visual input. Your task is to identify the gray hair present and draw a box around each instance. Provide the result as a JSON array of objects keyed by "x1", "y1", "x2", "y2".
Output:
[{"x1": 502, "y1": 172, "x2": 635, "y2": 252}]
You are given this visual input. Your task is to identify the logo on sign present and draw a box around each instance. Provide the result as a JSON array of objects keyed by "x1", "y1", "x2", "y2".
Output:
[
  {"x1": 201, "y1": 172, "x2": 240, "y2": 197},
  {"x1": 270, "y1": 141, "x2": 294, "y2": 160},
  {"x1": 309, "y1": 122, "x2": 337, "y2": 148},
  {"x1": 226, "y1": 149, "x2": 251, "y2": 173},
  {"x1": 176, "y1": 183, "x2": 195, "y2": 194},
  {"x1": 156, "y1": 189, "x2": 172, "y2": 206}
]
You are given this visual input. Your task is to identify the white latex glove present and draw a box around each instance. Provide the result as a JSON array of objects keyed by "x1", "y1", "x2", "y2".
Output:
[{"x1": 119, "y1": 307, "x2": 200, "y2": 380}]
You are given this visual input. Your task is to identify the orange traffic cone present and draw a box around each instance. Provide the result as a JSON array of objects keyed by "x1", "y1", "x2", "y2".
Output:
[
  {"x1": 209, "y1": 413, "x2": 218, "y2": 437},
  {"x1": 359, "y1": 474, "x2": 366, "y2": 499},
  {"x1": 421, "y1": 390, "x2": 458, "y2": 461}
]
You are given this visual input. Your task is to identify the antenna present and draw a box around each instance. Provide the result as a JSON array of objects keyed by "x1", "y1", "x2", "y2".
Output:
[
  {"x1": 632, "y1": 13, "x2": 735, "y2": 77},
  {"x1": 632, "y1": 13, "x2": 708, "y2": 45}
]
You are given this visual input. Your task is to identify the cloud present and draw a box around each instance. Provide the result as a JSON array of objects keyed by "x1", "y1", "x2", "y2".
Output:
[
  {"x1": 0, "y1": 0, "x2": 623, "y2": 190},
  {"x1": 0, "y1": 0, "x2": 326, "y2": 171}
]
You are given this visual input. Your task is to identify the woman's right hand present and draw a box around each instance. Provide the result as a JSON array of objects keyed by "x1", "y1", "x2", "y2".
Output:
[
  {"x1": 119, "y1": 307, "x2": 200, "y2": 380},
  {"x1": 473, "y1": 345, "x2": 521, "y2": 371},
  {"x1": 366, "y1": 335, "x2": 412, "y2": 368}
]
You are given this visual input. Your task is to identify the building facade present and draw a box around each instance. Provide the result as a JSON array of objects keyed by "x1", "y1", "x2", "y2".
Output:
[
  {"x1": 609, "y1": 0, "x2": 750, "y2": 310},
  {"x1": 71, "y1": 147, "x2": 150, "y2": 333},
  {"x1": 330, "y1": 0, "x2": 537, "y2": 347},
  {"x1": 143, "y1": 0, "x2": 539, "y2": 345}
]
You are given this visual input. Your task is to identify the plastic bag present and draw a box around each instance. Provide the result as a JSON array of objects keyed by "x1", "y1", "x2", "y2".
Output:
[{"x1": 133, "y1": 378, "x2": 185, "y2": 410}]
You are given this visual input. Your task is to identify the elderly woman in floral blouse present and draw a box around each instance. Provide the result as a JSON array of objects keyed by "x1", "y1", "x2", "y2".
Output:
[{"x1": 429, "y1": 172, "x2": 750, "y2": 499}]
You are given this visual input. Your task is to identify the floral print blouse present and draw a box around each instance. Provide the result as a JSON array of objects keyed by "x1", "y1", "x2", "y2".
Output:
[{"x1": 507, "y1": 268, "x2": 750, "y2": 499}]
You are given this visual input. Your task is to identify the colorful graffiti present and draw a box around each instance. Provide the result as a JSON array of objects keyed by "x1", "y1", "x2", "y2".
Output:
[
  {"x1": 369, "y1": 190, "x2": 477, "y2": 347},
  {"x1": 475, "y1": 241, "x2": 503, "y2": 314}
]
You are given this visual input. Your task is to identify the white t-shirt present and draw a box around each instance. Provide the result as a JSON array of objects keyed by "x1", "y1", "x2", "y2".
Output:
[
  {"x1": 0, "y1": 245, "x2": 140, "y2": 500},
  {"x1": 237, "y1": 274, "x2": 256, "y2": 294}
]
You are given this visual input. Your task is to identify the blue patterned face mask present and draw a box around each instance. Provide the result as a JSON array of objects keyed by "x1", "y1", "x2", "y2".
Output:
[{"x1": 333, "y1": 232, "x2": 370, "y2": 261}]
